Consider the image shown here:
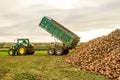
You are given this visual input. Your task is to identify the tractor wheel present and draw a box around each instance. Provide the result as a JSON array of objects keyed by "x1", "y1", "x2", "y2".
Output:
[
  {"x1": 55, "y1": 47, "x2": 64, "y2": 55},
  {"x1": 8, "y1": 48, "x2": 15, "y2": 56},
  {"x1": 17, "y1": 45, "x2": 27, "y2": 55},
  {"x1": 48, "y1": 48, "x2": 55, "y2": 55}
]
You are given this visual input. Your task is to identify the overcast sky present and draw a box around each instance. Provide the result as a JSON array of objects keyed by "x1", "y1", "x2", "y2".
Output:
[{"x1": 0, "y1": 0, "x2": 120, "y2": 42}]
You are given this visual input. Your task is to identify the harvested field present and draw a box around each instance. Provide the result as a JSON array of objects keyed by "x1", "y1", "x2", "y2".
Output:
[
  {"x1": 66, "y1": 29, "x2": 120, "y2": 80},
  {"x1": 0, "y1": 51, "x2": 111, "y2": 80}
]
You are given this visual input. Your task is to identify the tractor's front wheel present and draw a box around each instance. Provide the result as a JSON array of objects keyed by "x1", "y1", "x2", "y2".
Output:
[
  {"x1": 8, "y1": 48, "x2": 15, "y2": 56},
  {"x1": 17, "y1": 45, "x2": 27, "y2": 55}
]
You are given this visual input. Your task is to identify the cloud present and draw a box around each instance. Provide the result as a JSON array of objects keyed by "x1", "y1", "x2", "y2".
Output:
[{"x1": 0, "y1": 0, "x2": 120, "y2": 42}]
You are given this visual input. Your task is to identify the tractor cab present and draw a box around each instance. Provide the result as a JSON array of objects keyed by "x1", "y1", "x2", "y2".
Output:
[{"x1": 17, "y1": 39, "x2": 30, "y2": 46}]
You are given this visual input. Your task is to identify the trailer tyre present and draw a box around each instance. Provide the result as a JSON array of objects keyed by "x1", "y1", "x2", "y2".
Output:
[
  {"x1": 8, "y1": 48, "x2": 15, "y2": 56},
  {"x1": 55, "y1": 47, "x2": 64, "y2": 55},
  {"x1": 17, "y1": 45, "x2": 27, "y2": 55},
  {"x1": 48, "y1": 48, "x2": 55, "y2": 55}
]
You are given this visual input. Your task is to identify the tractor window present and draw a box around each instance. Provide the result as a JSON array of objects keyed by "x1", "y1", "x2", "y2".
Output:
[
  {"x1": 25, "y1": 40, "x2": 29, "y2": 44},
  {"x1": 18, "y1": 40, "x2": 23, "y2": 44}
]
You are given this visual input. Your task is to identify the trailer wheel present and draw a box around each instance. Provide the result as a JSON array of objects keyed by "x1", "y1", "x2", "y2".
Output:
[
  {"x1": 17, "y1": 45, "x2": 27, "y2": 55},
  {"x1": 55, "y1": 47, "x2": 64, "y2": 55},
  {"x1": 8, "y1": 48, "x2": 15, "y2": 56},
  {"x1": 48, "y1": 48, "x2": 55, "y2": 55}
]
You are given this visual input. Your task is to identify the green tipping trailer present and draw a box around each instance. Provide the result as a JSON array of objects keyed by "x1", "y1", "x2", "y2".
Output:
[{"x1": 39, "y1": 16, "x2": 80, "y2": 55}]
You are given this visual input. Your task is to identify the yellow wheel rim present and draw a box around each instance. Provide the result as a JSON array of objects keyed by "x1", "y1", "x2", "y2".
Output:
[
  {"x1": 19, "y1": 47, "x2": 25, "y2": 54},
  {"x1": 9, "y1": 50, "x2": 13, "y2": 55}
]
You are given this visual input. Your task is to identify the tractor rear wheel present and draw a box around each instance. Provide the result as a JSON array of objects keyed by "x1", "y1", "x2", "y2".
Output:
[
  {"x1": 55, "y1": 47, "x2": 64, "y2": 55},
  {"x1": 17, "y1": 45, "x2": 27, "y2": 55},
  {"x1": 8, "y1": 48, "x2": 15, "y2": 56},
  {"x1": 48, "y1": 48, "x2": 55, "y2": 55}
]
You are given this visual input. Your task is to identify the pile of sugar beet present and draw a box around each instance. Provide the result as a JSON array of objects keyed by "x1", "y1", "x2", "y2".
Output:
[{"x1": 65, "y1": 29, "x2": 120, "y2": 80}]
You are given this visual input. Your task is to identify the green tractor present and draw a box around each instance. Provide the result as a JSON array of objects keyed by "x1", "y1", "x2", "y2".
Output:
[{"x1": 8, "y1": 38, "x2": 35, "y2": 56}]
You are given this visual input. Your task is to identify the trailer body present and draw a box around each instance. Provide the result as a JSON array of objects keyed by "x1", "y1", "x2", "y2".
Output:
[{"x1": 39, "y1": 16, "x2": 80, "y2": 49}]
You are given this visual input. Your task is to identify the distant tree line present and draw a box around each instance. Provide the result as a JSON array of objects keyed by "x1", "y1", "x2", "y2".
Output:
[
  {"x1": 0, "y1": 42, "x2": 61, "y2": 49},
  {"x1": 0, "y1": 42, "x2": 83, "y2": 49},
  {"x1": 0, "y1": 42, "x2": 13, "y2": 48}
]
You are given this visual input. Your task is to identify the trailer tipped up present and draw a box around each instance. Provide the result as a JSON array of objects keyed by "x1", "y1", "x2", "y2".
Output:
[{"x1": 39, "y1": 16, "x2": 80, "y2": 55}]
